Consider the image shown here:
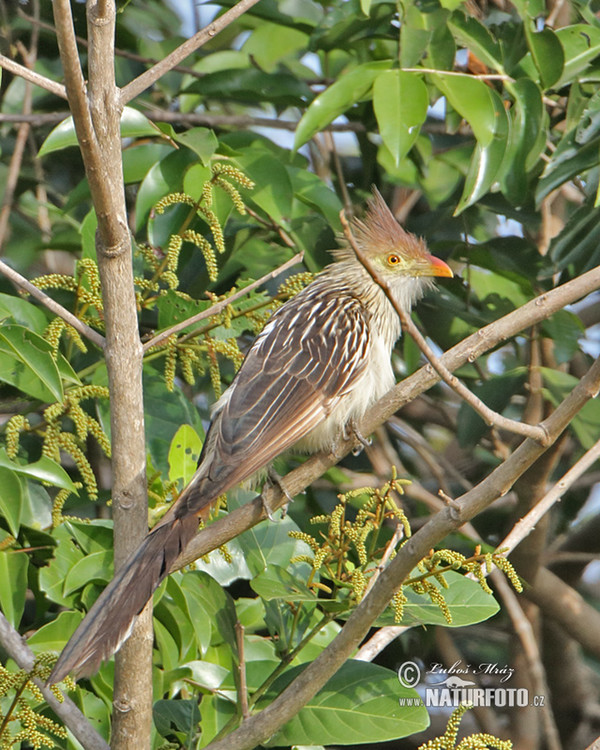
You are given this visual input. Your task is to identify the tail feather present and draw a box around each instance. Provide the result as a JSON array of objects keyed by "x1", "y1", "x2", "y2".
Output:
[{"x1": 47, "y1": 513, "x2": 198, "y2": 684}]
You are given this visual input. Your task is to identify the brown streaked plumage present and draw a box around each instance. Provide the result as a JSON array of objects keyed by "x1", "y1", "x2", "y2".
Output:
[{"x1": 47, "y1": 188, "x2": 452, "y2": 684}]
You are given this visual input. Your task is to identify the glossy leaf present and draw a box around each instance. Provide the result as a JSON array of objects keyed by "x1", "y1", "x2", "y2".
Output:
[
  {"x1": 0, "y1": 546, "x2": 27, "y2": 627},
  {"x1": 500, "y1": 78, "x2": 545, "y2": 204},
  {"x1": 173, "y1": 128, "x2": 218, "y2": 165},
  {"x1": 536, "y1": 128, "x2": 600, "y2": 204},
  {"x1": 168, "y1": 424, "x2": 203, "y2": 487},
  {"x1": 0, "y1": 468, "x2": 22, "y2": 536},
  {"x1": 63, "y1": 550, "x2": 113, "y2": 596},
  {"x1": 251, "y1": 564, "x2": 317, "y2": 602},
  {"x1": 265, "y1": 661, "x2": 428, "y2": 745},
  {"x1": 0, "y1": 293, "x2": 48, "y2": 331},
  {"x1": 524, "y1": 25, "x2": 564, "y2": 89},
  {"x1": 0, "y1": 325, "x2": 64, "y2": 402},
  {"x1": 294, "y1": 60, "x2": 392, "y2": 149},
  {"x1": 373, "y1": 70, "x2": 429, "y2": 167},
  {"x1": 448, "y1": 12, "x2": 504, "y2": 72},
  {"x1": 556, "y1": 25, "x2": 600, "y2": 87},
  {"x1": 39, "y1": 107, "x2": 162, "y2": 157},
  {"x1": 433, "y1": 74, "x2": 509, "y2": 211},
  {"x1": 0, "y1": 449, "x2": 78, "y2": 492}
]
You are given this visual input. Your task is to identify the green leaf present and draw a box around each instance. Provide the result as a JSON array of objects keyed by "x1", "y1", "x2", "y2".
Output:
[
  {"x1": 229, "y1": 489, "x2": 314, "y2": 576},
  {"x1": 251, "y1": 565, "x2": 317, "y2": 602},
  {"x1": 555, "y1": 25, "x2": 600, "y2": 87},
  {"x1": 265, "y1": 661, "x2": 428, "y2": 745},
  {"x1": 135, "y1": 149, "x2": 196, "y2": 231},
  {"x1": 39, "y1": 107, "x2": 163, "y2": 157},
  {"x1": 373, "y1": 71, "x2": 429, "y2": 167},
  {"x1": 448, "y1": 12, "x2": 504, "y2": 72},
  {"x1": 524, "y1": 25, "x2": 564, "y2": 89},
  {"x1": 432, "y1": 74, "x2": 509, "y2": 211},
  {"x1": 458, "y1": 372, "x2": 526, "y2": 446},
  {"x1": 180, "y1": 572, "x2": 238, "y2": 657},
  {"x1": 0, "y1": 467, "x2": 22, "y2": 536},
  {"x1": 500, "y1": 79, "x2": 545, "y2": 204},
  {"x1": 63, "y1": 550, "x2": 113, "y2": 596},
  {"x1": 397, "y1": 571, "x2": 500, "y2": 628},
  {"x1": 294, "y1": 60, "x2": 392, "y2": 149},
  {"x1": 0, "y1": 293, "x2": 48, "y2": 331},
  {"x1": 541, "y1": 311, "x2": 585, "y2": 364},
  {"x1": 0, "y1": 547, "x2": 27, "y2": 627},
  {"x1": 27, "y1": 610, "x2": 83, "y2": 653},
  {"x1": 536, "y1": 128, "x2": 600, "y2": 205},
  {"x1": 0, "y1": 325, "x2": 64, "y2": 402},
  {"x1": 168, "y1": 424, "x2": 203, "y2": 487},
  {"x1": 173, "y1": 127, "x2": 218, "y2": 165},
  {"x1": 233, "y1": 150, "x2": 294, "y2": 225},
  {"x1": 154, "y1": 699, "x2": 201, "y2": 739},
  {"x1": 184, "y1": 68, "x2": 312, "y2": 109},
  {"x1": 0, "y1": 449, "x2": 77, "y2": 492}
]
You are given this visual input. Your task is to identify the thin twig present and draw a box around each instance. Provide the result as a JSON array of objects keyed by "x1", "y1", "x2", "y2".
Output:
[
  {"x1": 0, "y1": 53, "x2": 67, "y2": 99},
  {"x1": 498, "y1": 438, "x2": 600, "y2": 556},
  {"x1": 121, "y1": 0, "x2": 264, "y2": 104},
  {"x1": 340, "y1": 210, "x2": 551, "y2": 446},
  {"x1": 0, "y1": 612, "x2": 109, "y2": 750},
  {"x1": 0, "y1": 258, "x2": 105, "y2": 349},
  {"x1": 403, "y1": 66, "x2": 513, "y2": 82},
  {"x1": 0, "y1": 54, "x2": 34, "y2": 250},
  {"x1": 142, "y1": 252, "x2": 304, "y2": 352},
  {"x1": 491, "y1": 572, "x2": 563, "y2": 750}
]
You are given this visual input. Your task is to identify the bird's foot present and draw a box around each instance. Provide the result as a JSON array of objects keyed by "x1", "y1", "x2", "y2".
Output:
[
  {"x1": 343, "y1": 419, "x2": 372, "y2": 456},
  {"x1": 261, "y1": 468, "x2": 294, "y2": 520}
]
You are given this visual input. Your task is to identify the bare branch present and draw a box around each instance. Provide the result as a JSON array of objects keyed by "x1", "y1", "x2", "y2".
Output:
[
  {"x1": 492, "y1": 573, "x2": 562, "y2": 750},
  {"x1": 0, "y1": 53, "x2": 67, "y2": 99},
  {"x1": 499, "y1": 438, "x2": 600, "y2": 556},
  {"x1": 0, "y1": 612, "x2": 109, "y2": 750},
  {"x1": 143, "y1": 252, "x2": 304, "y2": 352},
  {"x1": 120, "y1": 0, "x2": 264, "y2": 104},
  {"x1": 177, "y1": 264, "x2": 600, "y2": 566},
  {"x1": 0, "y1": 258, "x2": 106, "y2": 349},
  {"x1": 199, "y1": 353, "x2": 600, "y2": 750},
  {"x1": 340, "y1": 209, "x2": 550, "y2": 445}
]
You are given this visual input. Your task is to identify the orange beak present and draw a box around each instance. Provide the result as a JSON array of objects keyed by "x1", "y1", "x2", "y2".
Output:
[{"x1": 426, "y1": 254, "x2": 454, "y2": 278}]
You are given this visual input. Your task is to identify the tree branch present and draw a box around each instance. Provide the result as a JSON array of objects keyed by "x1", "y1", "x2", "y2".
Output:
[
  {"x1": 0, "y1": 612, "x2": 109, "y2": 750},
  {"x1": 200, "y1": 352, "x2": 600, "y2": 750},
  {"x1": 0, "y1": 54, "x2": 67, "y2": 99},
  {"x1": 499, "y1": 438, "x2": 600, "y2": 555},
  {"x1": 143, "y1": 252, "x2": 304, "y2": 352},
  {"x1": 0, "y1": 258, "x2": 106, "y2": 349},
  {"x1": 176, "y1": 263, "x2": 600, "y2": 568},
  {"x1": 120, "y1": 0, "x2": 264, "y2": 104}
]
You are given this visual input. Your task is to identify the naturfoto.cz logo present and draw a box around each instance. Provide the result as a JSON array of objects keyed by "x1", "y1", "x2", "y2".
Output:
[{"x1": 397, "y1": 660, "x2": 545, "y2": 708}]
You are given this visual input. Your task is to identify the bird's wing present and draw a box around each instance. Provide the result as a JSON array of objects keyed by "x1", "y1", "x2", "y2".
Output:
[{"x1": 180, "y1": 287, "x2": 373, "y2": 516}]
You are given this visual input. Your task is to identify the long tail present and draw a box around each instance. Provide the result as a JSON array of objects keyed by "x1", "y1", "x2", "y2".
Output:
[{"x1": 47, "y1": 512, "x2": 198, "y2": 684}]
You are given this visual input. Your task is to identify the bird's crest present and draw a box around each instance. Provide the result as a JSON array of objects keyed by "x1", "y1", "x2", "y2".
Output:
[{"x1": 333, "y1": 187, "x2": 428, "y2": 263}]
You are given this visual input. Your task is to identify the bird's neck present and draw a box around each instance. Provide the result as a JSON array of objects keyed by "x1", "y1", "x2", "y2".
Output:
[{"x1": 320, "y1": 258, "x2": 430, "y2": 348}]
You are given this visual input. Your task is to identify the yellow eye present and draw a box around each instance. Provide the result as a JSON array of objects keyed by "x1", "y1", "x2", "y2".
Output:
[{"x1": 387, "y1": 254, "x2": 401, "y2": 265}]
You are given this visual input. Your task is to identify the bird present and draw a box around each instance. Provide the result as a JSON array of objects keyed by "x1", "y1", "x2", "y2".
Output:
[{"x1": 47, "y1": 188, "x2": 453, "y2": 684}]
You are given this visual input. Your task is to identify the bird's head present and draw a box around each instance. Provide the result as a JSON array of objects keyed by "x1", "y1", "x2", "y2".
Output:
[{"x1": 350, "y1": 188, "x2": 453, "y2": 283}]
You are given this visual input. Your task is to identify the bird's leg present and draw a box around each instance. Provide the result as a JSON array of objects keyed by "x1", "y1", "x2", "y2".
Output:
[
  {"x1": 343, "y1": 419, "x2": 372, "y2": 456},
  {"x1": 261, "y1": 468, "x2": 294, "y2": 520}
]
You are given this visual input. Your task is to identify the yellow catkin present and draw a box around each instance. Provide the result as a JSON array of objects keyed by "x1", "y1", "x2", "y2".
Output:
[
  {"x1": 58, "y1": 432, "x2": 98, "y2": 500},
  {"x1": 5, "y1": 415, "x2": 29, "y2": 459},
  {"x1": 164, "y1": 334, "x2": 178, "y2": 392},
  {"x1": 154, "y1": 192, "x2": 196, "y2": 213},
  {"x1": 181, "y1": 229, "x2": 218, "y2": 281}
]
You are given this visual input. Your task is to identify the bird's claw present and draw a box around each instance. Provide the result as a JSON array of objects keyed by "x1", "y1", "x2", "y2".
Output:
[
  {"x1": 261, "y1": 468, "x2": 294, "y2": 520},
  {"x1": 344, "y1": 419, "x2": 372, "y2": 456}
]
